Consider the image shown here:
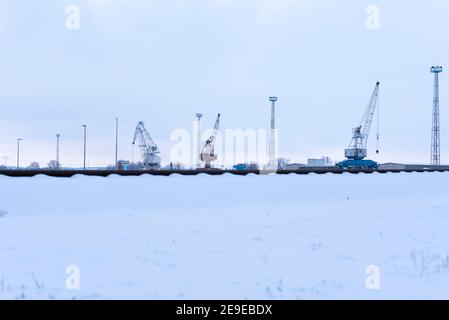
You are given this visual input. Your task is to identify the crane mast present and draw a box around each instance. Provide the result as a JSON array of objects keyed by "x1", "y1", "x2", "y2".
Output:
[
  {"x1": 200, "y1": 114, "x2": 221, "y2": 169},
  {"x1": 132, "y1": 121, "x2": 161, "y2": 169}
]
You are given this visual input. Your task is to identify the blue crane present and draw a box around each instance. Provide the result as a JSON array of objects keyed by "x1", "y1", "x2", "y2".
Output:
[{"x1": 337, "y1": 82, "x2": 380, "y2": 169}]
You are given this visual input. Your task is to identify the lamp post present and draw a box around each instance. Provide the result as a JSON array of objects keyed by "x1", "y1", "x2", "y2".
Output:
[
  {"x1": 82, "y1": 125, "x2": 87, "y2": 170},
  {"x1": 56, "y1": 134, "x2": 61, "y2": 168},
  {"x1": 115, "y1": 118, "x2": 119, "y2": 169},
  {"x1": 196, "y1": 113, "x2": 203, "y2": 168}
]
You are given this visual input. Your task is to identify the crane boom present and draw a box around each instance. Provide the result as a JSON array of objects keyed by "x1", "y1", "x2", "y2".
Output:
[
  {"x1": 360, "y1": 81, "x2": 380, "y2": 149},
  {"x1": 132, "y1": 121, "x2": 161, "y2": 169},
  {"x1": 209, "y1": 113, "x2": 221, "y2": 153}
]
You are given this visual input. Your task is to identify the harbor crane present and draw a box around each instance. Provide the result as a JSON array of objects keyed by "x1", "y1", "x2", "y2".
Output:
[
  {"x1": 337, "y1": 82, "x2": 380, "y2": 169},
  {"x1": 132, "y1": 121, "x2": 161, "y2": 169},
  {"x1": 200, "y1": 114, "x2": 221, "y2": 169}
]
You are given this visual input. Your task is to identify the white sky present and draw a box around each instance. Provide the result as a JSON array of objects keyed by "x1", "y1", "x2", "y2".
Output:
[{"x1": 0, "y1": 0, "x2": 449, "y2": 167}]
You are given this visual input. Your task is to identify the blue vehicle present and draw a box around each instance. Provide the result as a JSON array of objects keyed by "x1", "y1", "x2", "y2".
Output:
[
  {"x1": 233, "y1": 163, "x2": 259, "y2": 171},
  {"x1": 336, "y1": 159, "x2": 378, "y2": 170}
]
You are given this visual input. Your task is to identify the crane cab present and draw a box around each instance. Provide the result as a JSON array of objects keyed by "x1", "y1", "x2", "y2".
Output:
[{"x1": 344, "y1": 148, "x2": 368, "y2": 160}]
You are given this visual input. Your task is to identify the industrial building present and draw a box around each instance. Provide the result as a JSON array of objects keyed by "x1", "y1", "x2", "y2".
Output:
[{"x1": 307, "y1": 157, "x2": 333, "y2": 167}]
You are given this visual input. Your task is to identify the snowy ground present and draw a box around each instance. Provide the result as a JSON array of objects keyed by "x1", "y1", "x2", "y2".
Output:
[{"x1": 1, "y1": 172, "x2": 449, "y2": 300}]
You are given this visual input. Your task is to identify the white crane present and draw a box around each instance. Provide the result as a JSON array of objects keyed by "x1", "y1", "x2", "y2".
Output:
[
  {"x1": 132, "y1": 121, "x2": 161, "y2": 169},
  {"x1": 200, "y1": 114, "x2": 221, "y2": 169}
]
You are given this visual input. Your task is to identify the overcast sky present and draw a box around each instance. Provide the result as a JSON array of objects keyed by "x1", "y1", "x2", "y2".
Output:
[{"x1": 1, "y1": 0, "x2": 449, "y2": 167}]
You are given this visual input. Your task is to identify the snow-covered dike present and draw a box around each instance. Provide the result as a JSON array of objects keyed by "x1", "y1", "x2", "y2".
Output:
[{"x1": 1, "y1": 172, "x2": 449, "y2": 300}]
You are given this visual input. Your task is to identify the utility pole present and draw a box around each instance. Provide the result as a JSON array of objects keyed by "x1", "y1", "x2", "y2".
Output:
[
  {"x1": 115, "y1": 118, "x2": 119, "y2": 169},
  {"x1": 82, "y1": 125, "x2": 87, "y2": 170},
  {"x1": 56, "y1": 134, "x2": 60, "y2": 167},
  {"x1": 431, "y1": 66, "x2": 443, "y2": 166},
  {"x1": 269, "y1": 96, "x2": 278, "y2": 168},
  {"x1": 196, "y1": 113, "x2": 203, "y2": 168},
  {"x1": 17, "y1": 138, "x2": 23, "y2": 170}
]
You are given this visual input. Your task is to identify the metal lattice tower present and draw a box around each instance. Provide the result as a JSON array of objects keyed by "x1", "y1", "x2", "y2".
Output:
[{"x1": 431, "y1": 66, "x2": 443, "y2": 165}]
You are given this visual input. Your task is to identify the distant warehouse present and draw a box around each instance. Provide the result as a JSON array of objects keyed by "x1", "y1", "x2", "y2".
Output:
[
  {"x1": 307, "y1": 157, "x2": 333, "y2": 167},
  {"x1": 378, "y1": 163, "x2": 406, "y2": 170},
  {"x1": 284, "y1": 163, "x2": 306, "y2": 170}
]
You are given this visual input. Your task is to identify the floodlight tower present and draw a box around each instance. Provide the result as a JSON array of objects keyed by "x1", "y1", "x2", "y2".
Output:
[
  {"x1": 196, "y1": 113, "x2": 203, "y2": 168},
  {"x1": 269, "y1": 96, "x2": 278, "y2": 168},
  {"x1": 431, "y1": 66, "x2": 443, "y2": 165}
]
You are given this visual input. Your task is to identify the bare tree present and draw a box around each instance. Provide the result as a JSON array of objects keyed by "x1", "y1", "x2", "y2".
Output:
[
  {"x1": 278, "y1": 158, "x2": 290, "y2": 170},
  {"x1": 28, "y1": 162, "x2": 40, "y2": 170},
  {"x1": 47, "y1": 160, "x2": 60, "y2": 170}
]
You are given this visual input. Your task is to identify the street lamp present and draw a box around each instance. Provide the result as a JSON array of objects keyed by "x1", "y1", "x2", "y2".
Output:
[
  {"x1": 115, "y1": 118, "x2": 119, "y2": 169},
  {"x1": 82, "y1": 125, "x2": 87, "y2": 170},
  {"x1": 17, "y1": 138, "x2": 23, "y2": 170},
  {"x1": 56, "y1": 134, "x2": 61, "y2": 169}
]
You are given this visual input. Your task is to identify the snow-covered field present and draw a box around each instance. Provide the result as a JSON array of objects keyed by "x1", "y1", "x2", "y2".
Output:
[{"x1": 1, "y1": 172, "x2": 449, "y2": 300}]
